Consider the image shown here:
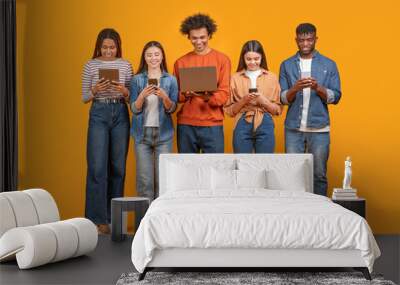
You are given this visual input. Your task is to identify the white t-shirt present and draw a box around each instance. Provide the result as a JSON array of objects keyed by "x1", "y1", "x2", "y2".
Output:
[
  {"x1": 299, "y1": 58, "x2": 330, "y2": 132},
  {"x1": 245, "y1": 69, "x2": 262, "y2": 89},
  {"x1": 144, "y1": 93, "x2": 159, "y2": 127}
]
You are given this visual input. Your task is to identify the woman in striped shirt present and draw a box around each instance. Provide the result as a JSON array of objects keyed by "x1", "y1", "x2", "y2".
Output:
[{"x1": 82, "y1": 28, "x2": 133, "y2": 234}]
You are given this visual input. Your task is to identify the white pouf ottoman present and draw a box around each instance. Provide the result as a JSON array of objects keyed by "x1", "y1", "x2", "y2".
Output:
[{"x1": 0, "y1": 189, "x2": 98, "y2": 269}]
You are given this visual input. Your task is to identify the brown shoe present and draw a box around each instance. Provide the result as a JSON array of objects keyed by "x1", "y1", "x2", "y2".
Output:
[{"x1": 97, "y1": 224, "x2": 111, "y2": 235}]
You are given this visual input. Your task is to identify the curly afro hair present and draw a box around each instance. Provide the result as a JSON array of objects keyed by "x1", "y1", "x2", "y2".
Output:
[{"x1": 180, "y1": 13, "x2": 217, "y2": 38}]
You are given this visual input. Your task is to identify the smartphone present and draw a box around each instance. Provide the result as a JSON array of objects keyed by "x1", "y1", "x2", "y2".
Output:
[
  {"x1": 148, "y1": 78, "x2": 158, "y2": 87},
  {"x1": 249, "y1": 88, "x2": 258, "y2": 93},
  {"x1": 300, "y1": 71, "x2": 311, "y2": 79}
]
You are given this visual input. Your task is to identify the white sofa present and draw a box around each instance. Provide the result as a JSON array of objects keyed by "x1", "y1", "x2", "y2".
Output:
[{"x1": 0, "y1": 189, "x2": 97, "y2": 269}]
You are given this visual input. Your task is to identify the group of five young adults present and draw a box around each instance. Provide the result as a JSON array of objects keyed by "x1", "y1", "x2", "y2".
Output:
[{"x1": 81, "y1": 14, "x2": 341, "y2": 234}]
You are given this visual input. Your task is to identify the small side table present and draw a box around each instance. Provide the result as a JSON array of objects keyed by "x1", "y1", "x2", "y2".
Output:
[
  {"x1": 332, "y1": 198, "x2": 366, "y2": 218},
  {"x1": 111, "y1": 197, "x2": 150, "y2": 242}
]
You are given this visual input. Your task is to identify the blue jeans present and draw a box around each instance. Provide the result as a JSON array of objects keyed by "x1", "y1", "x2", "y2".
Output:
[
  {"x1": 233, "y1": 114, "x2": 275, "y2": 153},
  {"x1": 135, "y1": 127, "x2": 172, "y2": 201},
  {"x1": 85, "y1": 102, "x2": 130, "y2": 224},
  {"x1": 285, "y1": 129, "x2": 330, "y2": 196},
  {"x1": 177, "y1": 125, "x2": 224, "y2": 153}
]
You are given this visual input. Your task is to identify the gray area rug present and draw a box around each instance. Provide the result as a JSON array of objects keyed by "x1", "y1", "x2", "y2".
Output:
[{"x1": 116, "y1": 271, "x2": 396, "y2": 285}]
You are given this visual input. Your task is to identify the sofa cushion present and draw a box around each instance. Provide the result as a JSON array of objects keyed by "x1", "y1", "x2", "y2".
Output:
[
  {"x1": 0, "y1": 191, "x2": 39, "y2": 227},
  {"x1": 24, "y1": 189, "x2": 60, "y2": 223},
  {"x1": 0, "y1": 196, "x2": 17, "y2": 238},
  {"x1": 0, "y1": 218, "x2": 97, "y2": 269}
]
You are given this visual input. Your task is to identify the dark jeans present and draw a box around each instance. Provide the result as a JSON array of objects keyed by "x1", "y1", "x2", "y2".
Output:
[
  {"x1": 177, "y1": 124, "x2": 224, "y2": 153},
  {"x1": 285, "y1": 128, "x2": 330, "y2": 196},
  {"x1": 85, "y1": 102, "x2": 130, "y2": 224},
  {"x1": 135, "y1": 127, "x2": 172, "y2": 201},
  {"x1": 233, "y1": 114, "x2": 275, "y2": 153}
]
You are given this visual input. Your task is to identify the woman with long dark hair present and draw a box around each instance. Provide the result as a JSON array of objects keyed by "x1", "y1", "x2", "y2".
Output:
[
  {"x1": 130, "y1": 41, "x2": 178, "y2": 200},
  {"x1": 224, "y1": 40, "x2": 281, "y2": 153},
  {"x1": 82, "y1": 28, "x2": 133, "y2": 234}
]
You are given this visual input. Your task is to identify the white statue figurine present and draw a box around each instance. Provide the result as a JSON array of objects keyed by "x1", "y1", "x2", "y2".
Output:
[{"x1": 343, "y1": 156, "x2": 352, "y2": 189}]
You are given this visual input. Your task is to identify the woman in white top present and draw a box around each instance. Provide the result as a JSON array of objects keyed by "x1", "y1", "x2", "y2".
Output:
[
  {"x1": 130, "y1": 41, "x2": 178, "y2": 201},
  {"x1": 82, "y1": 28, "x2": 133, "y2": 234}
]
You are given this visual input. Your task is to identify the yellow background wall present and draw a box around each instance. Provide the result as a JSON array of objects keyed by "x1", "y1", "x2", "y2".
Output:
[{"x1": 16, "y1": 0, "x2": 400, "y2": 233}]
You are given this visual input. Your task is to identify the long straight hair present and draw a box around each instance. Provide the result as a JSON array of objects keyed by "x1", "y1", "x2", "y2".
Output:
[
  {"x1": 236, "y1": 40, "x2": 268, "y2": 72},
  {"x1": 92, "y1": 28, "x2": 122, "y2": 59},
  {"x1": 137, "y1": 41, "x2": 168, "y2": 74}
]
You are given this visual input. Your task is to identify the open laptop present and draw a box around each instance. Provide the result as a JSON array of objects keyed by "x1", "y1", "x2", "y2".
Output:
[{"x1": 178, "y1": 66, "x2": 217, "y2": 92}]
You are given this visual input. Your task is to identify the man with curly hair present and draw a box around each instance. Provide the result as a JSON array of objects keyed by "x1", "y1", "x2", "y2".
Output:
[{"x1": 173, "y1": 13, "x2": 231, "y2": 153}]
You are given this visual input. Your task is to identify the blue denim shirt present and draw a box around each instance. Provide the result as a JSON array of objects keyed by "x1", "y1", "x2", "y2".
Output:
[
  {"x1": 279, "y1": 51, "x2": 341, "y2": 130},
  {"x1": 130, "y1": 72, "x2": 178, "y2": 143}
]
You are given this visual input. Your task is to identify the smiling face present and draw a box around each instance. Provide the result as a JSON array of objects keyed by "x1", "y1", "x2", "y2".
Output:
[
  {"x1": 100, "y1": 38, "x2": 117, "y2": 59},
  {"x1": 244, "y1": 51, "x2": 262, "y2": 71},
  {"x1": 144, "y1": 46, "x2": 163, "y2": 69},
  {"x1": 188, "y1": 27, "x2": 210, "y2": 53},
  {"x1": 296, "y1": 32, "x2": 317, "y2": 57}
]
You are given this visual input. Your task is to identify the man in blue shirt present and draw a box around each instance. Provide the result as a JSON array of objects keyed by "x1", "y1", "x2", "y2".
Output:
[{"x1": 279, "y1": 23, "x2": 342, "y2": 196}]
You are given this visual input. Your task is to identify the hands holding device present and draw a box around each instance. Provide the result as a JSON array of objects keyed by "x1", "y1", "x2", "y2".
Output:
[
  {"x1": 92, "y1": 78, "x2": 124, "y2": 93},
  {"x1": 244, "y1": 88, "x2": 260, "y2": 106},
  {"x1": 92, "y1": 78, "x2": 110, "y2": 94},
  {"x1": 93, "y1": 78, "x2": 128, "y2": 97},
  {"x1": 110, "y1": 80, "x2": 129, "y2": 97},
  {"x1": 93, "y1": 69, "x2": 128, "y2": 97},
  {"x1": 243, "y1": 88, "x2": 281, "y2": 115},
  {"x1": 285, "y1": 74, "x2": 326, "y2": 104},
  {"x1": 139, "y1": 78, "x2": 158, "y2": 99},
  {"x1": 155, "y1": 87, "x2": 168, "y2": 100},
  {"x1": 139, "y1": 85, "x2": 157, "y2": 99},
  {"x1": 294, "y1": 72, "x2": 319, "y2": 91},
  {"x1": 184, "y1": 91, "x2": 211, "y2": 102},
  {"x1": 293, "y1": 78, "x2": 312, "y2": 91},
  {"x1": 139, "y1": 78, "x2": 167, "y2": 100},
  {"x1": 148, "y1": 78, "x2": 168, "y2": 99}
]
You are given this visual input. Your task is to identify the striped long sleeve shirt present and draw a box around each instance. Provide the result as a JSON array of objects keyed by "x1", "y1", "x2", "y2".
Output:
[{"x1": 81, "y1": 58, "x2": 133, "y2": 103}]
